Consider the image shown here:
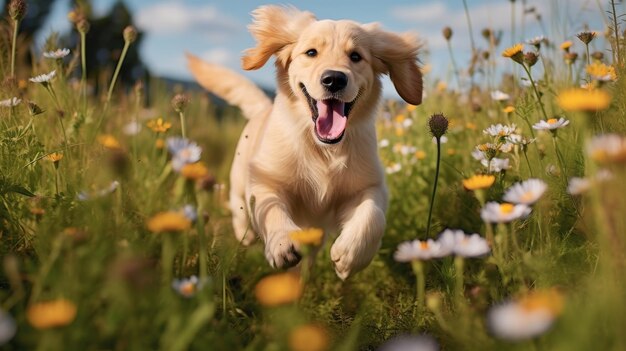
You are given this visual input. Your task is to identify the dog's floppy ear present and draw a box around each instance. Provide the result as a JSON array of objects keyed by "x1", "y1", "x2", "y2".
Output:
[
  {"x1": 242, "y1": 6, "x2": 316, "y2": 70},
  {"x1": 365, "y1": 24, "x2": 423, "y2": 105}
]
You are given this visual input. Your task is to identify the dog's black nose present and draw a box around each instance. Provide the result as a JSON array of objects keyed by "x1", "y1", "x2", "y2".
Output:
[{"x1": 321, "y1": 70, "x2": 348, "y2": 93}]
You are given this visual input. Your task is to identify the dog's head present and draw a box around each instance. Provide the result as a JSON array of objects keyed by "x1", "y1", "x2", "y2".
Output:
[{"x1": 242, "y1": 6, "x2": 423, "y2": 145}]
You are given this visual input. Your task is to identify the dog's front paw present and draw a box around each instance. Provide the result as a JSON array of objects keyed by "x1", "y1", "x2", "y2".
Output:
[
  {"x1": 265, "y1": 232, "x2": 302, "y2": 269},
  {"x1": 330, "y1": 233, "x2": 381, "y2": 280}
]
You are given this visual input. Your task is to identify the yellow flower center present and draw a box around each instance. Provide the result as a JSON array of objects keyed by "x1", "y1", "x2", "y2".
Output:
[
  {"x1": 519, "y1": 289, "x2": 564, "y2": 316},
  {"x1": 462, "y1": 174, "x2": 496, "y2": 190},
  {"x1": 419, "y1": 241, "x2": 429, "y2": 250},
  {"x1": 500, "y1": 203, "x2": 515, "y2": 214},
  {"x1": 521, "y1": 191, "x2": 535, "y2": 202},
  {"x1": 255, "y1": 272, "x2": 303, "y2": 306},
  {"x1": 180, "y1": 282, "x2": 196, "y2": 296},
  {"x1": 547, "y1": 118, "x2": 558, "y2": 124}
]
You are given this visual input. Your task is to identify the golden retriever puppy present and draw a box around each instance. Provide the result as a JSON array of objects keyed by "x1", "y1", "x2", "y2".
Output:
[{"x1": 187, "y1": 5, "x2": 422, "y2": 279}]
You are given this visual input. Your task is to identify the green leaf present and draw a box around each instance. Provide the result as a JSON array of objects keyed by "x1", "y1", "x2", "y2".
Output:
[{"x1": 7, "y1": 185, "x2": 36, "y2": 197}]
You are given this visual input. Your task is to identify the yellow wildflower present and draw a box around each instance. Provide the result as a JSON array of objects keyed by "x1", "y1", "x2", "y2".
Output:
[
  {"x1": 27, "y1": 299, "x2": 77, "y2": 329},
  {"x1": 586, "y1": 62, "x2": 617, "y2": 82},
  {"x1": 180, "y1": 162, "x2": 209, "y2": 180},
  {"x1": 289, "y1": 324, "x2": 329, "y2": 351},
  {"x1": 45, "y1": 152, "x2": 63, "y2": 162},
  {"x1": 465, "y1": 122, "x2": 477, "y2": 130},
  {"x1": 255, "y1": 272, "x2": 302, "y2": 306},
  {"x1": 146, "y1": 118, "x2": 172, "y2": 133},
  {"x1": 502, "y1": 43, "x2": 524, "y2": 63},
  {"x1": 289, "y1": 228, "x2": 324, "y2": 246},
  {"x1": 155, "y1": 138, "x2": 165, "y2": 149},
  {"x1": 560, "y1": 41, "x2": 573, "y2": 51},
  {"x1": 147, "y1": 211, "x2": 192, "y2": 233},
  {"x1": 502, "y1": 106, "x2": 515, "y2": 114},
  {"x1": 557, "y1": 88, "x2": 611, "y2": 112},
  {"x1": 415, "y1": 150, "x2": 426, "y2": 160},
  {"x1": 436, "y1": 81, "x2": 447, "y2": 93},
  {"x1": 462, "y1": 174, "x2": 496, "y2": 190},
  {"x1": 406, "y1": 104, "x2": 418, "y2": 112},
  {"x1": 97, "y1": 134, "x2": 122, "y2": 150}
]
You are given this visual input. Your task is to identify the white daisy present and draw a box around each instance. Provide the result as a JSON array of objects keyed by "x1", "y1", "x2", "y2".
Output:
[
  {"x1": 526, "y1": 35, "x2": 545, "y2": 47},
  {"x1": 0, "y1": 97, "x2": 21, "y2": 107},
  {"x1": 472, "y1": 148, "x2": 486, "y2": 161},
  {"x1": 378, "y1": 138, "x2": 390, "y2": 148},
  {"x1": 481, "y1": 157, "x2": 510, "y2": 172},
  {"x1": 386, "y1": 163, "x2": 402, "y2": 174},
  {"x1": 43, "y1": 48, "x2": 70, "y2": 59},
  {"x1": 481, "y1": 202, "x2": 532, "y2": 223},
  {"x1": 503, "y1": 178, "x2": 548, "y2": 205},
  {"x1": 438, "y1": 229, "x2": 490, "y2": 258},
  {"x1": 29, "y1": 70, "x2": 57, "y2": 84},
  {"x1": 402, "y1": 118, "x2": 414, "y2": 128},
  {"x1": 567, "y1": 177, "x2": 591, "y2": 195},
  {"x1": 172, "y1": 275, "x2": 206, "y2": 298},
  {"x1": 487, "y1": 290, "x2": 563, "y2": 341},
  {"x1": 483, "y1": 123, "x2": 517, "y2": 137},
  {"x1": 507, "y1": 134, "x2": 536, "y2": 146},
  {"x1": 587, "y1": 134, "x2": 626, "y2": 164},
  {"x1": 0, "y1": 309, "x2": 16, "y2": 345},
  {"x1": 378, "y1": 334, "x2": 439, "y2": 351},
  {"x1": 400, "y1": 145, "x2": 417, "y2": 156},
  {"x1": 491, "y1": 90, "x2": 510, "y2": 101},
  {"x1": 394, "y1": 239, "x2": 452, "y2": 262},
  {"x1": 532, "y1": 117, "x2": 570, "y2": 131},
  {"x1": 123, "y1": 121, "x2": 142, "y2": 135},
  {"x1": 167, "y1": 137, "x2": 202, "y2": 171}
]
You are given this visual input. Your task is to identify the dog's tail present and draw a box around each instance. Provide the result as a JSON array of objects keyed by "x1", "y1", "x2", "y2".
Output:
[{"x1": 186, "y1": 53, "x2": 272, "y2": 120}]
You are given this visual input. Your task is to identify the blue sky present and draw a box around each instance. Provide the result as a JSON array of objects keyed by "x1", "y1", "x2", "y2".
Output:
[{"x1": 29, "y1": 0, "x2": 613, "y2": 96}]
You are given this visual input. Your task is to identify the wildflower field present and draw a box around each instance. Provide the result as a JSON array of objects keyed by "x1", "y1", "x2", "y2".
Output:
[{"x1": 2, "y1": 0, "x2": 626, "y2": 350}]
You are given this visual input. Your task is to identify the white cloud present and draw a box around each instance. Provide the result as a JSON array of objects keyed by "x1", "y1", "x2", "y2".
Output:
[
  {"x1": 201, "y1": 48, "x2": 237, "y2": 66},
  {"x1": 136, "y1": 2, "x2": 240, "y2": 37},
  {"x1": 390, "y1": 3, "x2": 447, "y2": 23}
]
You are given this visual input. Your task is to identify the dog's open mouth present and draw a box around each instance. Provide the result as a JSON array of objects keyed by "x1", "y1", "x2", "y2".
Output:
[{"x1": 300, "y1": 84, "x2": 356, "y2": 144}]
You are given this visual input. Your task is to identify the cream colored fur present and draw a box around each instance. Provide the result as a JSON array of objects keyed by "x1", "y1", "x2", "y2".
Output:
[{"x1": 187, "y1": 5, "x2": 422, "y2": 279}]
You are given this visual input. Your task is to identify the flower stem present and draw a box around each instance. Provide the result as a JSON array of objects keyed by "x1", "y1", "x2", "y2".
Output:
[
  {"x1": 454, "y1": 256, "x2": 465, "y2": 308},
  {"x1": 551, "y1": 133, "x2": 567, "y2": 180},
  {"x1": 179, "y1": 111, "x2": 187, "y2": 139},
  {"x1": 162, "y1": 233, "x2": 175, "y2": 284},
  {"x1": 426, "y1": 138, "x2": 442, "y2": 237},
  {"x1": 446, "y1": 41, "x2": 461, "y2": 90},
  {"x1": 611, "y1": 0, "x2": 621, "y2": 67},
  {"x1": 80, "y1": 31, "x2": 87, "y2": 112},
  {"x1": 522, "y1": 149, "x2": 534, "y2": 177},
  {"x1": 412, "y1": 260, "x2": 425, "y2": 317},
  {"x1": 521, "y1": 64, "x2": 548, "y2": 121},
  {"x1": 462, "y1": 0, "x2": 477, "y2": 85},
  {"x1": 106, "y1": 41, "x2": 131, "y2": 106},
  {"x1": 10, "y1": 19, "x2": 19, "y2": 77},
  {"x1": 45, "y1": 85, "x2": 70, "y2": 157}
]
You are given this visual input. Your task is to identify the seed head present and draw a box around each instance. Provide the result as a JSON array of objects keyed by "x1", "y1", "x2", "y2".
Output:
[
  {"x1": 171, "y1": 93, "x2": 190, "y2": 113},
  {"x1": 9, "y1": 0, "x2": 27, "y2": 21},
  {"x1": 524, "y1": 52, "x2": 539, "y2": 67},
  {"x1": 564, "y1": 52, "x2": 578, "y2": 65},
  {"x1": 428, "y1": 113, "x2": 449, "y2": 140},
  {"x1": 123, "y1": 26, "x2": 138, "y2": 43},
  {"x1": 442, "y1": 27, "x2": 453, "y2": 41},
  {"x1": 481, "y1": 28, "x2": 493, "y2": 40},
  {"x1": 576, "y1": 31, "x2": 596, "y2": 45},
  {"x1": 591, "y1": 51, "x2": 604, "y2": 62},
  {"x1": 77, "y1": 19, "x2": 90, "y2": 34}
]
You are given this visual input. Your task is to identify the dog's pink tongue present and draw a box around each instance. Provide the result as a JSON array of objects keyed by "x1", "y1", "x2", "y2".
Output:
[{"x1": 316, "y1": 100, "x2": 347, "y2": 140}]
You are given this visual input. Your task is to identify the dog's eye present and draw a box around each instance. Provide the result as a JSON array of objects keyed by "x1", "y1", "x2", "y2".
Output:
[
  {"x1": 306, "y1": 49, "x2": 317, "y2": 57},
  {"x1": 350, "y1": 51, "x2": 362, "y2": 63}
]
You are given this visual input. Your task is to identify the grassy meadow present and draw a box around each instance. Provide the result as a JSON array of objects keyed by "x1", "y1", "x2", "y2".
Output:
[{"x1": 2, "y1": 1, "x2": 626, "y2": 350}]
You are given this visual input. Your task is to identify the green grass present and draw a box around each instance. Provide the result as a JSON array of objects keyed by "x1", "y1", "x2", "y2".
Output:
[{"x1": 2, "y1": 3, "x2": 626, "y2": 351}]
